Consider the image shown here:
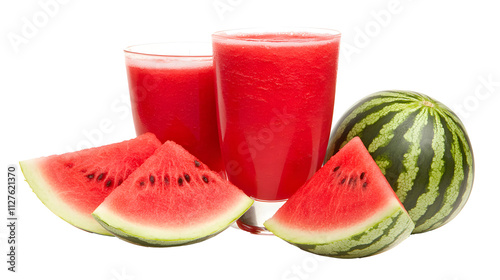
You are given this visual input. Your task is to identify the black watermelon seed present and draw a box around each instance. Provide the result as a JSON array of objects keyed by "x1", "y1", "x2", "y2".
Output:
[
  {"x1": 149, "y1": 175, "x2": 155, "y2": 185},
  {"x1": 105, "y1": 179, "x2": 113, "y2": 187},
  {"x1": 164, "y1": 176, "x2": 170, "y2": 185},
  {"x1": 341, "y1": 178, "x2": 347, "y2": 184},
  {"x1": 202, "y1": 175, "x2": 209, "y2": 184},
  {"x1": 362, "y1": 182, "x2": 368, "y2": 188},
  {"x1": 194, "y1": 160, "x2": 201, "y2": 167},
  {"x1": 184, "y1": 174, "x2": 191, "y2": 183},
  {"x1": 87, "y1": 174, "x2": 95, "y2": 179},
  {"x1": 178, "y1": 176, "x2": 183, "y2": 186},
  {"x1": 333, "y1": 166, "x2": 340, "y2": 172},
  {"x1": 360, "y1": 172, "x2": 365, "y2": 180},
  {"x1": 139, "y1": 181, "x2": 145, "y2": 187},
  {"x1": 97, "y1": 173, "x2": 105, "y2": 181}
]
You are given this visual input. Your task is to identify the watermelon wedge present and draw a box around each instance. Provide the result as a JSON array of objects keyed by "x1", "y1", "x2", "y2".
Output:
[
  {"x1": 20, "y1": 133, "x2": 161, "y2": 235},
  {"x1": 264, "y1": 137, "x2": 414, "y2": 258},
  {"x1": 92, "y1": 141, "x2": 254, "y2": 247}
]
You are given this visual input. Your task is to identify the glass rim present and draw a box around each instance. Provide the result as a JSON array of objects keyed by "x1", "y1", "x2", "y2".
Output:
[
  {"x1": 124, "y1": 42, "x2": 212, "y2": 58},
  {"x1": 212, "y1": 27, "x2": 341, "y2": 42}
]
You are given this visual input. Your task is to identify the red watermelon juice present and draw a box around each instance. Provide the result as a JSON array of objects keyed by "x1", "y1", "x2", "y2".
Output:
[
  {"x1": 125, "y1": 44, "x2": 224, "y2": 175},
  {"x1": 213, "y1": 29, "x2": 341, "y2": 202}
]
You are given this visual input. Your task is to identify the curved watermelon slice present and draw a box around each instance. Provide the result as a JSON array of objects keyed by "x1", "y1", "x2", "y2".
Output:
[
  {"x1": 20, "y1": 133, "x2": 161, "y2": 235},
  {"x1": 92, "y1": 141, "x2": 254, "y2": 247},
  {"x1": 264, "y1": 137, "x2": 414, "y2": 258}
]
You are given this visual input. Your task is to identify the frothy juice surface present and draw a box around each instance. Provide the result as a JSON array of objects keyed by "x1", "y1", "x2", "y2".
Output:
[
  {"x1": 125, "y1": 55, "x2": 223, "y2": 174},
  {"x1": 213, "y1": 31, "x2": 340, "y2": 200}
]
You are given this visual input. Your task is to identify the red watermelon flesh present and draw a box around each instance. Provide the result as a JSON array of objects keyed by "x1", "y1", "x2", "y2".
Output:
[
  {"x1": 92, "y1": 141, "x2": 254, "y2": 247},
  {"x1": 271, "y1": 139, "x2": 400, "y2": 231},
  {"x1": 20, "y1": 133, "x2": 161, "y2": 235},
  {"x1": 264, "y1": 137, "x2": 414, "y2": 258}
]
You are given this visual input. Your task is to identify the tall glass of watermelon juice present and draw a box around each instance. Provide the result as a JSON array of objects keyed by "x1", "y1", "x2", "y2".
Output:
[
  {"x1": 212, "y1": 28, "x2": 341, "y2": 233},
  {"x1": 125, "y1": 43, "x2": 224, "y2": 175}
]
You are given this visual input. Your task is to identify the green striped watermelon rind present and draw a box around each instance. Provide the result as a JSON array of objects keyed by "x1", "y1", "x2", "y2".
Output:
[
  {"x1": 93, "y1": 211, "x2": 242, "y2": 247},
  {"x1": 326, "y1": 90, "x2": 474, "y2": 234},
  {"x1": 265, "y1": 202, "x2": 414, "y2": 258},
  {"x1": 298, "y1": 209, "x2": 413, "y2": 258}
]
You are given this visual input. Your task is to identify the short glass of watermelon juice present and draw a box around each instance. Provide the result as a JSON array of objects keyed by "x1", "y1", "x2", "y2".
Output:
[
  {"x1": 124, "y1": 43, "x2": 224, "y2": 176},
  {"x1": 212, "y1": 28, "x2": 341, "y2": 234}
]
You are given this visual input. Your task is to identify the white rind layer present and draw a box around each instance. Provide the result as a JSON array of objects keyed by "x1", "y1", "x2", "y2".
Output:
[
  {"x1": 265, "y1": 199, "x2": 405, "y2": 245},
  {"x1": 20, "y1": 158, "x2": 112, "y2": 235},
  {"x1": 92, "y1": 195, "x2": 254, "y2": 246}
]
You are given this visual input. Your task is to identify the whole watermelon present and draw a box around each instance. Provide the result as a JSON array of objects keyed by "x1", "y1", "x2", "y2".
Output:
[{"x1": 326, "y1": 90, "x2": 474, "y2": 234}]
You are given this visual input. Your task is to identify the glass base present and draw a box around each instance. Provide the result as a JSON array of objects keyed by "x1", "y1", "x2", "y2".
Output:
[{"x1": 232, "y1": 199, "x2": 286, "y2": 235}]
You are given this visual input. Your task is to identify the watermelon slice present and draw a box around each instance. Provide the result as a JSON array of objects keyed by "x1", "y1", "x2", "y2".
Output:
[
  {"x1": 20, "y1": 133, "x2": 161, "y2": 235},
  {"x1": 264, "y1": 137, "x2": 414, "y2": 258},
  {"x1": 92, "y1": 141, "x2": 254, "y2": 247}
]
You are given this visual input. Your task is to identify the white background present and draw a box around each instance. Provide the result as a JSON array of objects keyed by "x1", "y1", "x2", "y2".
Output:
[{"x1": 1, "y1": 0, "x2": 499, "y2": 279}]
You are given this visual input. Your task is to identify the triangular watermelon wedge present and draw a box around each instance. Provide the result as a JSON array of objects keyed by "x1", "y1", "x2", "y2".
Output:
[
  {"x1": 264, "y1": 137, "x2": 414, "y2": 258},
  {"x1": 92, "y1": 141, "x2": 254, "y2": 247},
  {"x1": 20, "y1": 133, "x2": 162, "y2": 235}
]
